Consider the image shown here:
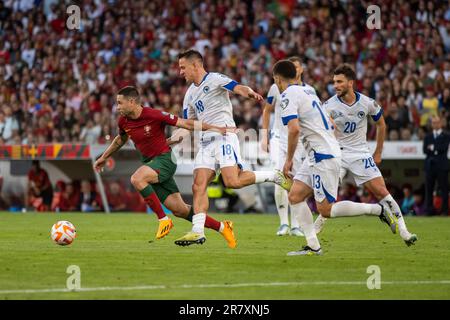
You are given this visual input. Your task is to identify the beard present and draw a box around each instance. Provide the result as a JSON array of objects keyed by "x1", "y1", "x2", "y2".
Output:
[{"x1": 337, "y1": 88, "x2": 349, "y2": 98}]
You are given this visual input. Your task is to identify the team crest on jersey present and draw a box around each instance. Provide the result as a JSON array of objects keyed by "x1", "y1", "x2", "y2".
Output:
[
  {"x1": 161, "y1": 111, "x2": 175, "y2": 119},
  {"x1": 203, "y1": 86, "x2": 210, "y2": 94},
  {"x1": 144, "y1": 125, "x2": 151, "y2": 136},
  {"x1": 358, "y1": 111, "x2": 366, "y2": 119},
  {"x1": 280, "y1": 98, "x2": 289, "y2": 109}
]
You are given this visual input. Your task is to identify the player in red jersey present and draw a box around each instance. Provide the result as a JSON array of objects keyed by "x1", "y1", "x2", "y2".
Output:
[{"x1": 94, "y1": 86, "x2": 237, "y2": 248}]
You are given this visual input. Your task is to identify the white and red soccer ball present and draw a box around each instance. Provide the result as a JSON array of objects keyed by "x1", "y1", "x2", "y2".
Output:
[{"x1": 51, "y1": 221, "x2": 77, "y2": 245}]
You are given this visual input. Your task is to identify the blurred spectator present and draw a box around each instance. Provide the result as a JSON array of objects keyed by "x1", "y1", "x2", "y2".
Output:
[
  {"x1": 401, "y1": 184, "x2": 415, "y2": 215},
  {"x1": 27, "y1": 160, "x2": 53, "y2": 211},
  {"x1": 423, "y1": 116, "x2": 450, "y2": 215},
  {"x1": 419, "y1": 86, "x2": 440, "y2": 127},
  {"x1": 78, "y1": 180, "x2": 101, "y2": 212},
  {"x1": 51, "y1": 180, "x2": 66, "y2": 212},
  {"x1": 412, "y1": 189, "x2": 426, "y2": 216},
  {"x1": 1, "y1": 106, "x2": 19, "y2": 144},
  {"x1": 60, "y1": 182, "x2": 81, "y2": 212},
  {"x1": 106, "y1": 181, "x2": 128, "y2": 212},
  {"x1": 385, "y1": 102, "x2": 409, "y2": 139}
]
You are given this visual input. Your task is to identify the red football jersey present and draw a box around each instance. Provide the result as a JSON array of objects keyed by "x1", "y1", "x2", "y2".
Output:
[
  {"x1": 28, "y1": 169, "x2": 51, "y2": 190},
  {"x1": 118, "y1": 107, "x2": 178, "y2": 160}
]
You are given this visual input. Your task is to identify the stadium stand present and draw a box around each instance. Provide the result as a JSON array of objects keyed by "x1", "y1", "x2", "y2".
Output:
[{"x1": 0, "y1": 0, "x2": 448, "y2": 214}]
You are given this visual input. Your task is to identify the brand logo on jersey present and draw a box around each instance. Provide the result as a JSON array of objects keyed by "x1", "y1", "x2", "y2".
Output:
[
  {"x1": 358, "y1": 111, "x2": 366, "y2": 119},
  {"x1": 203, "y1": 86, "x2": 210, "y2": 94},
  {"x1": 280, "y1": 99, "x2": 289, "y2": 109},
  {"x1": 144, "y1": 125, "x2": 151, "y2": 136},
  {"x1": 330, "y1": 110, "x2": 344, "y2": 119}
]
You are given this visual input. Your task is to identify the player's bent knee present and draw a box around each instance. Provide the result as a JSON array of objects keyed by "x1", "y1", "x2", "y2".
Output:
[
  {"x1": 288, "y1": 192, "x2": 302, "y2": 205},
  {"x1": 375, "y1": 187, "x2": 390, "y2": 200},
  {"x1": 317, "y1": 202, "x2": 332, "y2": 217},
  {"x1": 130, "y1": 174, "x2": 141, "y2": 188},
  {"x1": 223, "y1": 179, "x2": 241, "y2": 189},
  {"x1": 192, "y1": 182, "x2": 207, "y2": 195}
]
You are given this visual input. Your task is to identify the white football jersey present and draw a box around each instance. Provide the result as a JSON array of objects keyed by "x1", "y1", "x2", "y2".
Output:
[
  {"x1": 280, "y1": 84, "x2": 341, "y2": 163},
  {"x1": 182, "y1": 72, "x2": 237, "y2": 139},
  {"x1": 267, "y1": 82, "x2": 316, "y2": 146},
  {"x1": 323, "y1": 92, "x2": 383, "y2": 154}
]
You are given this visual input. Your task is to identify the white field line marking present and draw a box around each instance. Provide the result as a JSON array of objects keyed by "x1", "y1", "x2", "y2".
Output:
[{"x1": 1, "y1": 280, "x2": 450, "y2": 294}]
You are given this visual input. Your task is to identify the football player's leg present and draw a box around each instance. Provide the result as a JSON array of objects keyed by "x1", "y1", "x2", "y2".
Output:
[
  {"x1": 274, "y1": 185, "x2": 290, "y2": 235},
  {"x1": 269, "y1": 136, "x2": 290, "y2": 233},
  {"x1": 130, "y1": 166, "x2": 166, "y2": 220},
  {"x1": 220, "y1": 134, "x2": 291, "y2": 190},
  {"x1": 164, "y1": 192, "x2": 222, "y2": 232},
  {"x1": 192, "y1": 168, "x2": 216, "y2": 235},
  {"x1": 174, "y1": 169, "x2": 215, "y2": 247},
  {"x1": 364, "y1": 177, "x2": 417, "y2": 244},
  {"x1": 314, "y1": 161, "x2": 348, "y2": 233},
  {"x1": 288, "y1": 157, "x2": 309, "y2": 236},
  {"x1": 131, "y1": 166, "x2": 172, "y2": 239},
  {"x1": 287, "y1": 179, "x2": 321, "y2": 255}
]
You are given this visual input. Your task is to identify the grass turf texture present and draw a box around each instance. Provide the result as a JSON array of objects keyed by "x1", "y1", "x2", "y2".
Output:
[{"x1": 0, "y1": 212, "x2": 449, "y2": 300}]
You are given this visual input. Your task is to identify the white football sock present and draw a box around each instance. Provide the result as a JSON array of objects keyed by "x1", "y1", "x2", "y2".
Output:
[
  {"x1": 314, "y1": 214, "x2": 327, "y2": 230},
  {"x1": 290, "y1": 203, "x2": 300, "y2": 229},
  {"x1": 380, "y1": 194, "x2": 411, "y2": 238},
  {"x1": 192, "y1": 213, "x2": 206, "y2": 235},
  {"x1": 219, "y1": 222, "x2": 224, "y2": 233},
  {"x1": 254, "y1": 171, "x2": 275, "y2": 183},
  {"x1": 291, "y1": 201, "x2": 321, "y2": 250},
  {"x1": 159, "y1": 216, "x2": 169, "y2": 221},
  {"x1": 274, "y1": 185, "x2": 289, "y2": 226},
  {"x1": 330, "y1": 201, "x2": 381, "y2": 217}
]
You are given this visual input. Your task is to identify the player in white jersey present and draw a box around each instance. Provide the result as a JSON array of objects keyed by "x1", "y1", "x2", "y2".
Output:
[
  {"x1": 262, "y1": 56, "x2": 312, "y2": 237},
  {"x1": 172, "y1": 50, "x2": 292, "y2": 246},
  {"x1": 313, "y1": 64, "x2": 418, "y2": 246},
  {"x1": 273, "y1": 60, "x2": 398, "y2": 256}
]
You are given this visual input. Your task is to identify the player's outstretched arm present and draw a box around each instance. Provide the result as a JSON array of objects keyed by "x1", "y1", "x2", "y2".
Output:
[
  {"x1": 174, "y1": 118, "x2": 231, "y2": 135},
  {"x1": 94, "y1": 134, "x2": 128, "y2": 172},
  {"x1": 167, "y1": 128, "x2": 191, "y2": 146},
  {"x1": 283, "y1": 120, "x2": 301, "y2": 179},
  {"x1": 233, "y1": 85, "x2": 264, "y2": 101},
  {"x1": 373, "y1": 115, "x2": 386, "y2": 164}
]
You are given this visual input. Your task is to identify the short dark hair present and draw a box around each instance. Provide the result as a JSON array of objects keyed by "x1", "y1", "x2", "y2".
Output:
[
  {"x1": 272, "y1": 60, "x2": 297, "y2": 79},
  {"x1": 117, "y1": 86, "x2": 140, "y2": 102},
  {"x1": 334, "y1": 64, "x2": 356, "y2": 80},
  {"x1": 287, "y1": 56, "x2": 302, "y2": 65},
  {"x1": 178, "y1": 49, "x2": 203, "y2": 63}
]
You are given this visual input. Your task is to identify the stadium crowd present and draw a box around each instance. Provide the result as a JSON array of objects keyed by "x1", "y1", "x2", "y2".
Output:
[
  {"x1": 0, "y1": 0, "x2": 449, "y2": 144},
  {"x1": 0, "y1": 0, "x2": 449, "y2": 214}
]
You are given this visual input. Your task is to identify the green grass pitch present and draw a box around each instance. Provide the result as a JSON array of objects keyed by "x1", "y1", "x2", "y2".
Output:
[{"x1": 0, "y1": 211, "x2": 450, "y2": 300}]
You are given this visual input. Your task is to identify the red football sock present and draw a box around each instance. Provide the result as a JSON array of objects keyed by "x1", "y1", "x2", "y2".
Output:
[
  {"x1": 140, "y1": 185, "x2": 166, "y2": 220},
  {"x1": 205, "y1": 215, "x2": 221, "y2": 231}
]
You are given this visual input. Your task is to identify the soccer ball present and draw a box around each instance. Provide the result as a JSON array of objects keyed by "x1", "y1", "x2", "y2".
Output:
[{"x1": 51, "y1": 221, "x2": 77, "y2": 246}]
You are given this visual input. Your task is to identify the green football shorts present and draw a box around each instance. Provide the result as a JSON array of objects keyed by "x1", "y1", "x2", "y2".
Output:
[{"x1": 143, "y1": 151, "x2": 179, "y2": 203}]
